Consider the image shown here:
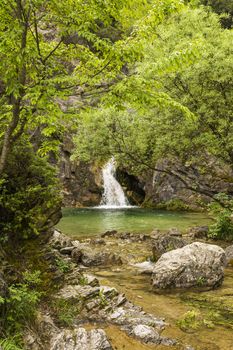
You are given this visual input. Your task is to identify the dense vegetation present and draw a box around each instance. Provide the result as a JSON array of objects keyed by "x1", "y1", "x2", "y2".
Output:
[
  {"x1": 0, "y1": 0, "x2": 232, "y2": 347},
  {"x1": 74, "y1": 6, "x2": 233, "y2": 210}
]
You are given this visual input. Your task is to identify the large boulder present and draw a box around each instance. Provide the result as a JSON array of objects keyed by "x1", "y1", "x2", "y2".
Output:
[{"x1": 152, "y1": 242, "x2": 226, "y2": 290}]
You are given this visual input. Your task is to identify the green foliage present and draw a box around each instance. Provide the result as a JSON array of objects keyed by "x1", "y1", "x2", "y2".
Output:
[
  {"x1": 155, "y1": 199, "x2": 190, "y2": 211},
  {"x1": 74, "y1": 6, "x2": 233, "y2": 206},
  {"x1": 200, "y1": 0, "x2": 233, "y2": 28},
  {"x1": 2, "y1": 271, "x2": 42, "y2": 335},
  {"x1": 0, "y1": 338, "x2": 23, "y2": 350},
  {"x1": 55, "y1": 258, "x2": 71, "y2": 273},
  {"x1": 0, "y1": 142, "x2": 61, "y2": 240},
  {"x1": 208, "y1": 193, "x2": 233, "y2": 241},
  {"x1": 177, "y1": 309, "x2": 214, "y2": 332},
  {"x1": 78, "y1": 276, "x2": 89, "y2": 286},
  {"x1": 51, "y1": 298, "x2": 80, "y2": 327}
]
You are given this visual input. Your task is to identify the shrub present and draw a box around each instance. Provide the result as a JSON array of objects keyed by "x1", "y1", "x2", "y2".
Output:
[
  {"x1": 208, "y1": 193, "x2": 233, "y2": 241},
  {"x1": 4, "y1": 271, "x2": 42, "y2": 334},
  {"x1": 0, "y1": 141, "x2": 61, "y2": 241}
]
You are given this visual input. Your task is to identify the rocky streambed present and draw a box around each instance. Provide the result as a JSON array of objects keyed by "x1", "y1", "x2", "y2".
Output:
[{"x1": 23, "y1": 227, "x2": 233, "y2": 350}]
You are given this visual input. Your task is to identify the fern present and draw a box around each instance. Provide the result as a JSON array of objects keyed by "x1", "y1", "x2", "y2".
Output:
[{"x1": 0, "y1": 338, "x2": 23, "y2": 350}]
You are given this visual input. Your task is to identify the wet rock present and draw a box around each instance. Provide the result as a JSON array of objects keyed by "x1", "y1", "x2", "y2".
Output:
[
  {"x1": 152, "y1": 234, "x2": 188, "y2": 261},
  {"x1": 131, "y1": 324, "x2": 160, "y2": 344},
  {"x1": 152, "y1": 242, "x2": 226, "y2": 290},
  {"x1": 150, "y1": 229, "x2": 161, "y2": 239},
  {"x1": 64, "y1": 268, "x2": 82, "y2": 285},
  {"x1": 101, "y1": 230, "x2": 118, "y2": 238},
  {"x1": 90, "y1": 238, "x2": 106, "y2": 245},
  {"x1": 225, "y1": 245, "x2": 233, "y2": 266},
  {"x1": 71, "y1": 248, "x2": 83, "y2": 263},
  {"x1": 83, "y1": 274, "x2": 100, "y2": 287},
  {"x1": 50, "y1": 230, "x2": 72, "y2": 249},
  {"x1": 60, "y1": 246, "x2": 74, "y2": 255},
  {"x1": 81, "y1": 251, "x2": 122, "y2": 267},
  {"x1": 24, "y1": 313, "x2": 59, "y2": 350},
  {"x1": 57, "y1": 285, "x2": 100, "y2": 300},
  {"x1": 50, "y1": 328, "x2": 112, "y2": 350},
  {"x1": 119, "y1": 232, "x2": 150, "y2": 242},
  {"x1": 187, "y1": 226, "x2": 209, "y2": 239},
  {"x1": 57, "y1": 284, "x2": 118, "y2": 302},
  {"x1": 105, "y1": 301, "x2": 166, "y2": 330},
  {"x1": 115, "y1": 293, "x2": 127, "y2": 307},
  {"x1": 167, "y1": 228, "x2": 182, "y2": 237}
]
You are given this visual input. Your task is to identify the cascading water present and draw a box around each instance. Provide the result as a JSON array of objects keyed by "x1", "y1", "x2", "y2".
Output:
[{"x1": 99, "y1": 158, "x2": 130, "y2": 208}]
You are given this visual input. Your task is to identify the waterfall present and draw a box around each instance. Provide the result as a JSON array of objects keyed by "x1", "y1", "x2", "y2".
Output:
[{"x1": 99, "y1": 158, "x2": 130, "y2": 208}]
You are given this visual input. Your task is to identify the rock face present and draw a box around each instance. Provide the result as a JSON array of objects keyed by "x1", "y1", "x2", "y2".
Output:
[
  {"x1": 60, "y1": 137, "x2": 102, "y2": 207},
  {"x1": 50, "y1": 328, "x2": 112, "y2": 350},
  {"x1": 152, "y1": 242, "x2": 226, "y2": 290}
]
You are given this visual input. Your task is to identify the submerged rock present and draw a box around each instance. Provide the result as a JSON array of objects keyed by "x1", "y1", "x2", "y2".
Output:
[
  {"x1": 152, "y1": 242, "x2": 226, "y2": 290},
  {"x1": 50, "y1": 328, "x2": 112, "y2": 350}
]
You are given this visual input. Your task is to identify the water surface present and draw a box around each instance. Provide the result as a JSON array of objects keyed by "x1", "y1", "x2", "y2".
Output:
[{"x1": 57, "y1": 208, "x2": 212, "y2": 238}]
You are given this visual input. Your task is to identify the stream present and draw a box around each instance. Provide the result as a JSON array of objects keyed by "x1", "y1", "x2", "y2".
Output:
[{"x1": 57, "y1": 208, "x2": 233, "y2": 350}]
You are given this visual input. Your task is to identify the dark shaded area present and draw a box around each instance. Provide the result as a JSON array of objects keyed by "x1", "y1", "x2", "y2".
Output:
[
  {"x1": 116, "y1": 169, "x2": 146, "y2": 205},
  {"x1": 200, "y1": 0, "x2": 233, "y2": 28}
]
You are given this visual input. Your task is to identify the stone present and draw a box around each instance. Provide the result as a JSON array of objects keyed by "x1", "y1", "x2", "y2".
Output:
[
  {"x1": 90, "y1": 238, "x2": 106, "y2": 245},
  {"x1": 50, "y1": 328, "x2": 112, "y2": 350},
  {"x1": 152, "y1": 234, "x2": 188, "y2": 261},
  {"x1": 57, "y1": 285, "x2": 100, "y2": 300},
  {"x1": 83, "y1": 274, "x2": 100, "y2": 287},
  {"x1": 225, "y1": 245, "x2": 233, "y2": 266},
  {"x1": 50, "y1": 230, "x2": 72, "y2": 249},
  {"x1": 60, "y1": 246, "x2": 74, "y2": 255},
  {"x1": 152, "y1": 242, "x2": 226, "y2": 290},
  {"x1": 150, "y1": 229, "x2": 161, "y2": 239},
  {"x1": 81, "y1": 251, "x2": 122, "y2": 267},
  {"x1": 101, "y1": 230, "x2": 118, "y2": 238},
  {"x1": 167, "y1": 228, "x2": 182, "y2": 237},
  {"x1": 188, "y1": 226, "x2": 209, "y2": 239},
  {"x1": 71, "y1": 248, "x2": 83, "y2": 262},
  {"x1": 115, "y1": 293, "x2": 127, "y2": 307},
  {"x1": 131, "y1": 324, "x2": 160, "y2": 344}
]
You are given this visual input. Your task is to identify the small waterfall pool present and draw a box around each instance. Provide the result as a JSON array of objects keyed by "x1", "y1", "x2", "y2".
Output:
[{"x1": 56, "y1": 208, "x2": 212, "y2": 238}]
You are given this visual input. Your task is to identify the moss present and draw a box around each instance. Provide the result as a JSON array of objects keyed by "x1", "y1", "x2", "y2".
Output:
[
  {"x1": 181, "y1": 293, "x2": 233, "y2": 329},
  {"x1": 142, "y1": 198, "x2": 191, "y2": 211},
  {"x1": 155, "y1": 199, "x2": 191, "y2": 211}
]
